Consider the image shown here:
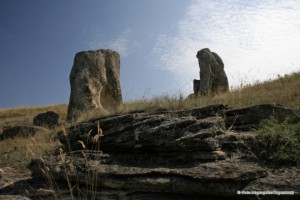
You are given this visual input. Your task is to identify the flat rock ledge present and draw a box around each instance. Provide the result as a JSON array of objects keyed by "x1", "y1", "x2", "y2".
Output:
[
  {"x1": 24, "y1": 104, "x2": 300, "y2": 199},
  {"x1": 29, "y1": 155, "x2": 267, "y2": 199}
]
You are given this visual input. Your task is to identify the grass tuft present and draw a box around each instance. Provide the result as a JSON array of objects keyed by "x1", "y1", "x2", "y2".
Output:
[
  {"x1": 0, "y1": 128, "x2": 59, "y2": 172},
  {"x1": 254, "y1": 118, "x2": 300, "y2": 165}
]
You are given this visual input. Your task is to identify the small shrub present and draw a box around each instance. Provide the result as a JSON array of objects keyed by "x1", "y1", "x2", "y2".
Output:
[{"x1": 255, "y1": 118, "x2": 300, "y2": 165}]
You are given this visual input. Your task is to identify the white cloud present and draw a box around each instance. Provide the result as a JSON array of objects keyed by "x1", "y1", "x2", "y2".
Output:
[
  {"x1": 152, "y1": 0, "x2": 300, "y2": 94},
  {"x1": 88, "y1": 28, "x2": 139, "y2": 57}
]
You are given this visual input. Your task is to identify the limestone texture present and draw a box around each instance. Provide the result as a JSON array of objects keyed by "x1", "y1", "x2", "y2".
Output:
[
  {"x1": 194, "y1": 48, "x2": 229, "y2": 95},
  {"x1": 67, "y1": 49, "x2": 122, "y2": 122},
  {"x1": 24, "y1": 104, "x2": 300, "y2": 199}
]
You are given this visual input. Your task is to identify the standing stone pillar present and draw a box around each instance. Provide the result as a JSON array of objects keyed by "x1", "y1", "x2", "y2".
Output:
[
  {"x1": 67, "y1": 49, "x2": 122, "y2": 122},
  {"x1": 193, "y1": 48, "x2": 229, "y2": 96}
]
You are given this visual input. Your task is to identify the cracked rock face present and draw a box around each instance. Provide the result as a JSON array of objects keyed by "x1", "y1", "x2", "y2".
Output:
[
  {"x1": 26, "y1": 104, "x2": 300, "y2": 199},
  {"x1": 29, "y1": 155, "x2": 267, "y2": 198},
  {"x1": 67, "y1": 49, "x2": 122, "y2": 122},
  {"x1": 59, "y1": 104, "x2": 229, "y2": 160}
]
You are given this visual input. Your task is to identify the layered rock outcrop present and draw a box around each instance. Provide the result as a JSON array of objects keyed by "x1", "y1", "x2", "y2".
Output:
[
  {"x1": 67, "y1": 49, "x2": 122, "y2": 122},
  {"x1": 194, "y1": 48, "x2": 229, "y2": 95},
  {"x1": 26, "y1": 104, "x2": 300, "y2": 199}
]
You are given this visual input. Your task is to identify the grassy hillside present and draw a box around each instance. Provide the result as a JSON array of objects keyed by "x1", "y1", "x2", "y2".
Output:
[
  {"x1": 0, "y1": 104, "x2": 68, "y2": 132},
  {"x1": 0, "y1": 72, "x2": 299, "y2": 171},
  {"x1": 1, "y1": 71, "x2": 299, "y2": 128},
  {"x1": 116, "y1": 72, "x2": 300, "y2": 117}
]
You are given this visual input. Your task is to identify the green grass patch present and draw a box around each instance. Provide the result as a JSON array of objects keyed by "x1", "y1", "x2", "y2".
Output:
[{"x1": 255, "y1": 118, "x2": 300, "y2": 165}]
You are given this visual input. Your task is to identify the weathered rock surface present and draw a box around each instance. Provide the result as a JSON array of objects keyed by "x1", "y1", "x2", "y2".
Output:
[
  {"x1": 0, "y1": 125, "x2": 48, "y2": 140},
  {"x1": 225, "y1": 104, "x2": 300, "y2": 131},
  {"x1": 0, "y1": 196, "x2": 30, "y2": 200},
  {"x1": 28, "y1": 155, "x2": 267, "y2": 198},
  {"x1": 58, "y1": 104, "x2": 228, "y2": 159},
  {"x1": 67, "y1": 49, "x2": 122, "y2": 122},
  {"x1": 0, "y1": 167, "x2": 30, "y2": 195},
  {"x1": 0, "y1": 104, "x2": 298, "y2": 199},
  {"x1": 22, "y1": 104, "x2": 300, "y2": 199},
  {"x1": 194, "y1": 48, "x2": 229, "y2": 95},
  {"x1": 33, "y1": 111, "x2": 59, "y2": 128}
]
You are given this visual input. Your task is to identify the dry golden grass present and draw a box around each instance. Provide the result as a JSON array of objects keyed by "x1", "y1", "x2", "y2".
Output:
[
  {"x1": 1, "y1": 72, "x2": 299, "y2": 126},
  {"x1": 118, "y1": 72, "x2": 300, "y2": 114},
  {"x1": 0, "y1": 104, "x2": 67, "y2": 172},
  {"x1": 0, "y1": 128, "x2": 60, "y2": 172},
  {"x1": 187, "y1": 72, "x2": 300, "y2": 111},
  {"x1": 0, "y1": 104, "x2": 68, "y2": 131},
  {"x1": 74, "y1": 72, "x2": 300, "y2": 123}
]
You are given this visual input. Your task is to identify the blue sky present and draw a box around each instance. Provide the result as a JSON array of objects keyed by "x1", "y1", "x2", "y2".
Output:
[{"x1": 1, "y1": 0, "x2": 300, "y2": 109}]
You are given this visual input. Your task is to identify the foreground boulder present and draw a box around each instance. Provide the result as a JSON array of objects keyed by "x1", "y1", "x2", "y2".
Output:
[
  {"x1": 33, "y1": 111, "x2": 59, "y2": 128},
  {"x1": 193, "y1": 48, "x2": 229, "y2": 95},
  {"x1": 0, "y1": 125, "x2": 47, "y2": 140},
  {"x1": 67, "y1": 49, "x2": 122, "y2": 122},
  {"x1": 25, "y1": 104, "x2": 300, "y2": 199}
]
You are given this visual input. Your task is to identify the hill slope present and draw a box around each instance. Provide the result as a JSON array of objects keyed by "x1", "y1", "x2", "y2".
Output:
[{"x1": 1, "y1": 71, "x2": 299, "y2": 129}]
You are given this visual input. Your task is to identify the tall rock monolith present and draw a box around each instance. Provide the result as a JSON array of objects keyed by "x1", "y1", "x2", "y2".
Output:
[
  {"x1": 194, "y1": 48, "x2": 229, "y2": 95},
  {"x1": 67, "y1": 49, "x2": 122, "y2": 122}
]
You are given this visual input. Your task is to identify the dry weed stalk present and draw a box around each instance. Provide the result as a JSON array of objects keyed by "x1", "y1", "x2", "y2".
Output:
[
  {"x1": 78, "y1": 140, "x2": 86, "y2": 149},
  {"x1": 61, "y1": 124, "x2": 72, "y2": 152},
  {"x1": 58, "y1": 146, "x2": 74, "y2": 199},
  {"x1": 93, "y1": 121, "x2": 104, "y2": 143}
]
